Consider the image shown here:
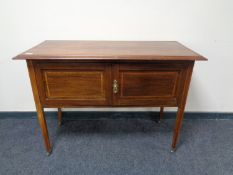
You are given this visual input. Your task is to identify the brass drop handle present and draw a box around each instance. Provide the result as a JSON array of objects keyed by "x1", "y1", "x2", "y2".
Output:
[{"x1": 113, "y1": 80, "x2": 118, "y2": 94}]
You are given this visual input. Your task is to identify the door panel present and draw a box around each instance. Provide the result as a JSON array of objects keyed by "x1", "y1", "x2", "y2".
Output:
[
  {"x1": 120, "y1": 71, "x2": 178, "y2": 97},
  {"x1": 113, "y1": 62, "x2": 188, "y2": 106},
  {"x1": 34, "y1": 61, "x2": 111, "y2": 107},
  {"x1": 44, "y1": 71, "x2": 104, "y2": 99}
]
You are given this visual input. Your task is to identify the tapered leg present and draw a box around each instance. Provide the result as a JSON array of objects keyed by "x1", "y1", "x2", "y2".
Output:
[
  {"x1": 27, "y1": 60, "x2": 52, "y2": 155},
  {"x1": 37, "y1": 107, "x2": 52, "y2": 154},
  {"x1": 170, "y1": 61, "x2": 194, "y2": 152},
  {"x1": 171, "y1": 107, "x2": 185, "y2": 152},
  {"x1": 159, "y1": 107, "x2": 164, "y2": 121},
  {"x1": 58, "y1": 108, "x2": 62, "y2": 126}
]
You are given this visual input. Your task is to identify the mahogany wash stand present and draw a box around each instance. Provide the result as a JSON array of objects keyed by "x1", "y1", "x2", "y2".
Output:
[{"x1": 14, "y1": 41, "x2": 207, "y2": 155}]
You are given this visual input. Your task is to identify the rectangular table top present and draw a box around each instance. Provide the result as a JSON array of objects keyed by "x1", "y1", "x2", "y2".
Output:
[{"x1": 13, "y1": 40, "x2": 207, "y2": 61}]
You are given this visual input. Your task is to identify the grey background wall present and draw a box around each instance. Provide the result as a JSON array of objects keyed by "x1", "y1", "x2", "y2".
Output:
[{"x1": 0, "y1": 0, "x2": 232, "y2": 112}]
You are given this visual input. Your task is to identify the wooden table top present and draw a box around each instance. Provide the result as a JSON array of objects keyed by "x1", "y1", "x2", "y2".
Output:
[{"x1": 13, "y1": 40, "x2": 207, "y2": 61}]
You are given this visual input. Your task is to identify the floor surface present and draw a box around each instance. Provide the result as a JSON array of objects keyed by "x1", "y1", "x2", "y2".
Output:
[{"x1": 0, "y1": 114, "x2": 233, "y2": 175}]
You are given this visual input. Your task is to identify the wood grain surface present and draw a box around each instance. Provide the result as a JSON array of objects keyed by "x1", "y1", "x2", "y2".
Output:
[{"x1": 13, "y1": 40, "x2": 207, "y2": 61}]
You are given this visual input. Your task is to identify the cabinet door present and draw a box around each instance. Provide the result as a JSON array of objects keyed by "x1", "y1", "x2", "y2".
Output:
[
  {"x1": 34, "y1": 61, "x2": 112, "y2": 107},
  {"x1": 112, "y1": 62, "x2": 189, "y2": 106}
]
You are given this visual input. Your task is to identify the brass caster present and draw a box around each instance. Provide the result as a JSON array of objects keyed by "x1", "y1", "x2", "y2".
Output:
[
  {"x1": 154, "y1": 119, "x2": 160, "y2": 123},
  {"x1": 46, "y1": 149, "x2": 52, "y2": 156},
  {"x1": 170, "y1": 148, "x2": 176, "y2": 153}
]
